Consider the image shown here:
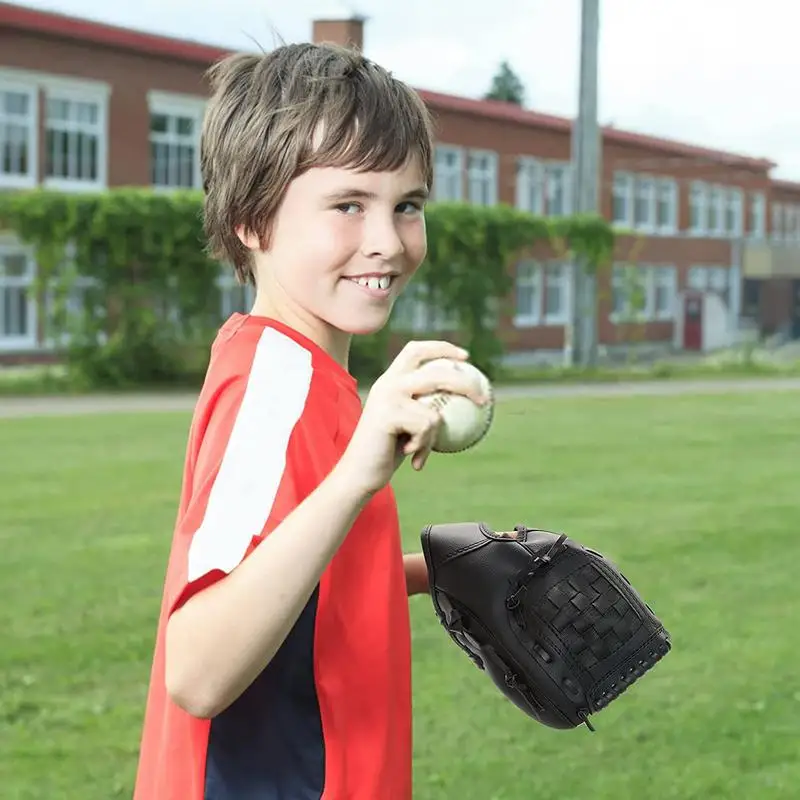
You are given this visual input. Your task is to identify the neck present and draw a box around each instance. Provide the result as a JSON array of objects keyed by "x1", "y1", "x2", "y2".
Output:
[{"x1": 250, "y1": 290, "x2": 352, "y2": 371}]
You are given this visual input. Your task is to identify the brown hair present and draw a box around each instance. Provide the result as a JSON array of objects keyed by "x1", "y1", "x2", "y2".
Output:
[{"x1": 201, "y1": 42, "x2": 436, "y2": 285}]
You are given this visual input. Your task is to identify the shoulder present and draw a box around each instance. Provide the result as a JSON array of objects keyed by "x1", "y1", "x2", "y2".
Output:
[{"x1": 190, "y1": 319, "x2": 345, "y2": 476}]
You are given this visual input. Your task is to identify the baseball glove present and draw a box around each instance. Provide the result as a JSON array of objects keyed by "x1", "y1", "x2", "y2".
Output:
[{"x1": 420, "y1": 521, "x2": 671, "y2": 732}]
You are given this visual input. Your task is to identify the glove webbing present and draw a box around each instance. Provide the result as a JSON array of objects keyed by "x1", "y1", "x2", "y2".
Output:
[{"x1": 505, "y1": 532, "x2": 568, "y2": 611}]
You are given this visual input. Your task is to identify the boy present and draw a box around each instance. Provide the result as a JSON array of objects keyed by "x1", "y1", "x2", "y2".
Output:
[{"x1": 133, "y1": 41, "x2": 488, "y2": 799}]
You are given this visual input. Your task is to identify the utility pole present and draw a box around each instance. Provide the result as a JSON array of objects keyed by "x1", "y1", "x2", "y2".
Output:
[{"x1": 569, "y1": 0, "x2": 601, "y2": 367}]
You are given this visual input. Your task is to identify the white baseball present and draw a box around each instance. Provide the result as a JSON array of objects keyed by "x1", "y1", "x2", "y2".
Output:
[{"x1": 416, "y1": 358, "x2": 495, "y2": 453}]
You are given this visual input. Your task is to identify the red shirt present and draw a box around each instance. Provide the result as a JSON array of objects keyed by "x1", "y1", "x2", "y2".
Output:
[{"x1": 134, "y1": 314, "x2": 412, "y2": 800}]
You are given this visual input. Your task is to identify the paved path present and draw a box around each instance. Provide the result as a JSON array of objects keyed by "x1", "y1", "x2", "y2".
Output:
[{"x1": 1, "y1": 377, "x2": 799, "y2": 419}]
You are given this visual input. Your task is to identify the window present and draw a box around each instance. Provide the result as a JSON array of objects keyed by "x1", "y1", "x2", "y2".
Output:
[
  {"x1": 772, "y1": 203, "x2": 784, "y2": 241},
  {"x1": 467, "y1": 150, "x2": 498, "y2": 206},
  {"x1": 687, "y1": 265, "x2": 731, "y2": 307},
  {"x1": 513, "y1": 259, "x2": 570, "y2": 327},
  {"x1": 148, "y1": 93, "x2": 205, "y2": 189},
  {"x1": 433, "y1": 145, "x2": 463, "y2": 202},
  {"x1": 217, "y1": 271, "x2": 255, "y2": 321},
  {"x1": 514, "y1": 260, "x2": 542, "y2": 326},
  {"x1": 615, "y1": 173, "x2": 675, "y2": 233},
  {"x1": 516, "y1": 157, "x2": 544, "y2": 214},
  {"x1": 653, "y1": 266, "x2": 677, "y2": 320},
  {"x1": 709, "y1": 266, "x2": 728, "y2": 293},
  {"x1": 544, "y1": 261, "x2": 570, "y2": 324},
  {"x1": 656, "y1": 179, "x2": 678, "y2": 233},
  {"x1": 611, "y1": 264, "x2": 647, "y2": 320},
  {"x1": 44, "y1": 87, "x2": 107, "y2": 189},
  {"x1": 724, "y1": 188, "x2": 743, "y2": 237},
  {"x1": 612, "y1": 172, "x2": 633, "y2": 226},
  {"x1": 0, "y1": 82, "x2": 37, "y2": 188},
  {"x1": 708, "y1": 185, "x2": 723, "y2": 236},
  {"x1": 149, "y1": 102, "x2": 204, "y2": 189},
  {"x1": 610, "y1": 263, "x2": 676, "y2": 322},
  {"x1": 786, "y1": 204, "x2": 800, "y2": 242},
  {"x1": 690, "y1": 182, "x2": 707, "y2": 235},
  {"x1": 391, "y1": 282, "x2": 457, "y2": 333},
  {"x1": 0, "y1": 244, "x2": 37, "y2": 350},
  {"x1": 634, "y1": 176, "x2": 655, "y2": 230},
  {"x1": 544, "y1": 163, "x2": 571, "y2": 216},
  {"x1": 749, "y1": 193, "x2": 765, "y2": 239}
]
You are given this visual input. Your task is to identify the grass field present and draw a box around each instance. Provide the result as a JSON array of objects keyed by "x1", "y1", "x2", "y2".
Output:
[{"x1": 2, "y1": 389, "x2": 799, "y2": 799}]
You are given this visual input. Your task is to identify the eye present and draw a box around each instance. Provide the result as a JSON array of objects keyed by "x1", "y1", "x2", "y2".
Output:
[
  {"x1": 335, "y1": 202, "x2": 363, "y2": 215},
  {"x1": 397, "y1": 200, "x2": 423, "y2": 215}
]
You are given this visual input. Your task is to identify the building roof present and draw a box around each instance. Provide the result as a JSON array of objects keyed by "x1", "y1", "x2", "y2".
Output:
[
  {"x1": 771, "y1": 178, "x2": 800, "y2": 195},
  {"x1": 0, "y1": 1, "x2": 232, "y2": 64},
  {"x1": 0, "y1": 1, "x2": 778, "y2": 172},
  {"x1": 418, "y1": 89, "x2": 776, "y2": 171}
]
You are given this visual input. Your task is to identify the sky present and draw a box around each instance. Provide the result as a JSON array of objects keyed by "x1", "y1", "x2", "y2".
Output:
[{"x1": 15, "y1": 0, "x2": 800, "y2": 180}]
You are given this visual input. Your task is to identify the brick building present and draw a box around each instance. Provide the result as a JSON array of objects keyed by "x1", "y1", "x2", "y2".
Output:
[{"x1": 1, "y1": 1, "x2": 798, "y2": 363}]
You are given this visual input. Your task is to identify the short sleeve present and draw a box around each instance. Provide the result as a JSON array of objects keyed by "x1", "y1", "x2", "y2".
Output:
[{"x1": 164, "y1": 327, "x2": 324, "y2": 616}]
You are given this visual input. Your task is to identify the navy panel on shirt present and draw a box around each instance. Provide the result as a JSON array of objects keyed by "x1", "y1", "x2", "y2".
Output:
[{"x1": 204, "y1": 588, "x2": 325, "y2": 799}]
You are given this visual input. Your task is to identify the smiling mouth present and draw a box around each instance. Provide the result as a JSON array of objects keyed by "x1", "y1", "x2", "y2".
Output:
[{"x1": 346, "y1": 275, "x2": 394, "y2": 290}]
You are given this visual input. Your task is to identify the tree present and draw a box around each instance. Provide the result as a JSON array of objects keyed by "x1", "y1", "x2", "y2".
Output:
[{"x1": 484, "y1": 61, "x2": 526, "y2": 105}]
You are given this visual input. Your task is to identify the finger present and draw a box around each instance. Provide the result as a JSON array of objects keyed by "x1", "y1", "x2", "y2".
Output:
[
  {"x1": 388, "y1": 340, "x2": 469, "y2": 374},
  {"x1": 411, "y1": 438, "x2": 434, "y2": 471},
  {"x1": 392, "y1": 400, "x2": 441, "y2": 459},
  {"x1": 402, "y1": 361, "x2": 489, "y2": 405}
]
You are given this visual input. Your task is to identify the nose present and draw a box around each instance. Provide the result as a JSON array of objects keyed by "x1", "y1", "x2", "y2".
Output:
[{"x1": 359, "y1": 210, "x2": 405, "y2": 261}]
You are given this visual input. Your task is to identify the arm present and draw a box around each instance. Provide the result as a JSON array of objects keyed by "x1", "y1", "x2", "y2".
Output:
[
  {"x1": 403, "y1": 552, "x2": 430, "y2": 596},
  {"x1": 165, "y1": 461, "x2": 370, "y2": 719},
  {"x1": 165, "y1": 338, "x2": 485, "y2": 719}
]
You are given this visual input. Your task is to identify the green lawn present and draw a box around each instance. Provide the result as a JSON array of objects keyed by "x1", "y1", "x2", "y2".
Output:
[{"x1": 2, "y1": 390, "x2": 799, "y2": 799}]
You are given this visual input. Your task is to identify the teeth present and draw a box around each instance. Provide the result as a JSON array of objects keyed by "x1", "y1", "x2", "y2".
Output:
[{"x1": 355, "y1": 275, "x2": 392, "y2": 290}]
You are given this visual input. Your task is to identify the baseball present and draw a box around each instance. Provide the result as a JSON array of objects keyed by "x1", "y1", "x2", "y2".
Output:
[{"x1": 416, "y1": 358, "x2": 495, "y2": 453}]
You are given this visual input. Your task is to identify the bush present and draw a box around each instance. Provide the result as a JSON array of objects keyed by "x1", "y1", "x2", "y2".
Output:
[{"x1": 0, "y1": 189, "x2": 615, "y2": 389}]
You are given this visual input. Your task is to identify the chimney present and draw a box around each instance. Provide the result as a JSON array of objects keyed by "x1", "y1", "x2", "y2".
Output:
[{"x1": 312, "y1": 5, "x2": 366, "y2": 51}]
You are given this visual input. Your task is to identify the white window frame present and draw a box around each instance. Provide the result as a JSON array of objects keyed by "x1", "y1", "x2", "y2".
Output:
[
  {"x1": 217, "y1": 270, "x2": 256, "y2": 321},
  {"x1": 543, "y1": 261, "x2": 571, "y2": 325},
  {"x1": 544, "y1": 162, "x2": 572, "y2": 216},
  {"x1": 40, "y1": 241, "x2": 106, "y2": 348},
  {"x1": 612, "y1": 171, "x2": 634, "y2": 227},
  {"x1": 772, "y1": 202, "x2": 784, "y2": 241},
  {"x1": 432, "y1": 144, "x2": 463, "y2": 202},
  {"x1": 43, "y1": 81, "x2": 109, "y2": 192},
  {"x1": 707, "y1": 185, "x2": 725, "y2": 237},
  {"x1": 390, "y1": 282, "x2": 457, "y2": 334},
  {"x1": 687, "y1": 265, "x2": 731, "y2": 307},
  {"x1": 467, "y1": 149, "x2": 498, "y2": 206},
  {"x1": 610, "y1": 263, "x2": 647, "y2": 322},
  {"x1": 610, "y1": 263, "x2": 676, "y2": 323},
  {"x1": 513, "y1": 259, "x2": 543, "y2": 327},
  {"x1": 749, "y1": 192, "x2": 766, "y2": 240},
  {"x1": 724, "y1": 187, "x2": 744, "y2": 238},
  {"x1": 0, "y1": 76, "x2": 38, "y2": 189},
  {"x1": 516, "y1": 157, "x2": 544, "y2": 214},
  {"x1": 787, "y1": 204, "x2": 800, "y2": 242},
  {"x1": 689, "y1": 181, "x2": 707, "y2": 236},
  {"x1": 652, "y1": 265, "x2": 677, "y2": 321},
  {"x1": 633, "y1": 175, "x2": 656, "y2": 232},
  {"x1": 655, "y1": 178, "x2": 678, "y2": 234},
  {"x1": 147, "y1": 91, "x2": 206, "y2": 191},
  {"x1": 0, "y1": 238, "x2": 38, "y2": 351}
]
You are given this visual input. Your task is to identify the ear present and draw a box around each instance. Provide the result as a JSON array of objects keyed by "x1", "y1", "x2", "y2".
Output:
[{"x1": 235, "y1": 224, "x2": 262, "y2": 251}]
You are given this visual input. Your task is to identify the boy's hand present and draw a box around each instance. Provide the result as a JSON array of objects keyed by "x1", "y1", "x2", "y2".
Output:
[{"x1": 338, "y1": 341, "x2": 490, "y2": 497}]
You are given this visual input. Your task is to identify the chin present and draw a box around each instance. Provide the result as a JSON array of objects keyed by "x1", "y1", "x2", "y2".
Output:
[{"x1": 335, "y1": 310, "x2": 392, "y2": 337}]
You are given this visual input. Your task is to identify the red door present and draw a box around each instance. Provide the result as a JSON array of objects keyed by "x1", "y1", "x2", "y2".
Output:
[{"x1": 683, "y1": 294, "x2": 702, "y2": 350}]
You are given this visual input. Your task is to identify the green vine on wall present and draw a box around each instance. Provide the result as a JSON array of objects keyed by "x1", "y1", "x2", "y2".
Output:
[{"x1": 0, "y1": 189, "x2": 615, "y2": 385}]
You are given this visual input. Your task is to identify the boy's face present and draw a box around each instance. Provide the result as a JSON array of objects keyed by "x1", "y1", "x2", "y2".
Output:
[{"x1": 240, "y1": 155, "x2": 429, "y2": 357}]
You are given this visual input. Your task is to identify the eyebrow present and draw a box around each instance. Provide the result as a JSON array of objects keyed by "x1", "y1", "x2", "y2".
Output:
[{"x1": 324, "y1": 186, "x2": 430, "y2": 203}]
